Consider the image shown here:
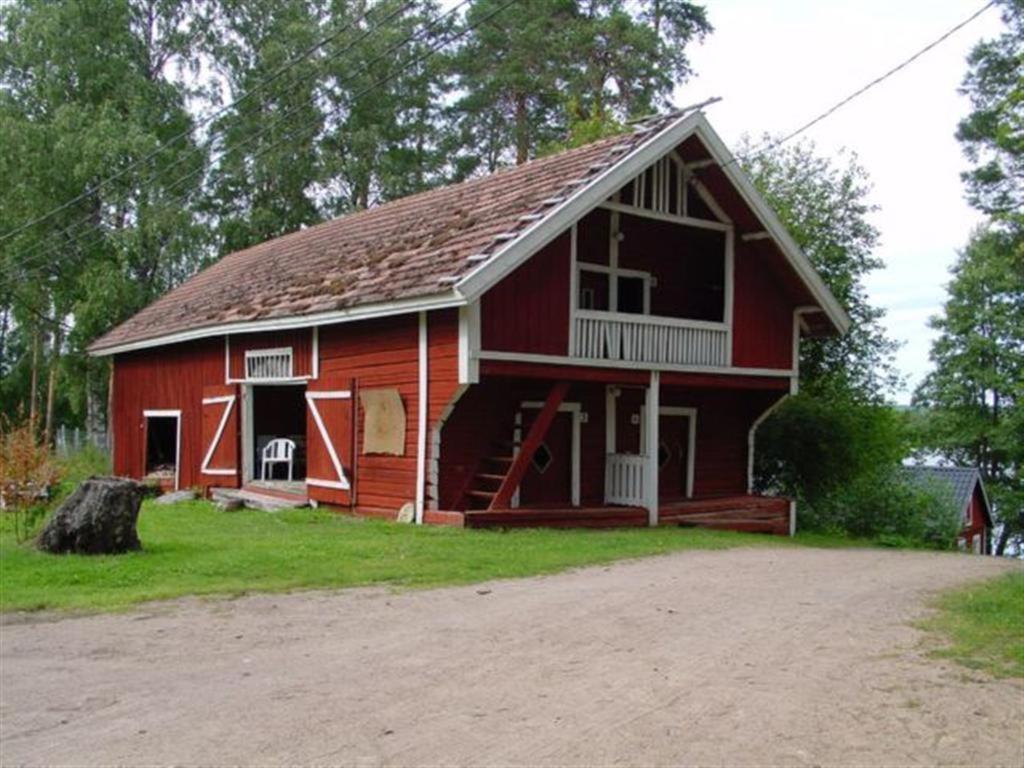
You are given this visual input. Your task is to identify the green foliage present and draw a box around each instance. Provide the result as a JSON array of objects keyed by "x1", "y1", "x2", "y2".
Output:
[
  {"x1": 920, "y1": 572, "x2": 1024, "y2": 678},
  {"x1": 956, "y1": 0, "x2": 1023, "y2": 228},
  {"x1": 741, "y1": 141, "x2": 900, "y2": 400},
  {"x1": 914, "y1": 226, "x2": 1024, "y2": 551},
  {"x1": 754, "y1": 393, "x2": 958, "y2": 547},
  {"x1": 1, "y1": 499, "x2": 783, "y2": 613},
  {"x1": 451, "y1": 0, "x2": 711, "y2": 167}
]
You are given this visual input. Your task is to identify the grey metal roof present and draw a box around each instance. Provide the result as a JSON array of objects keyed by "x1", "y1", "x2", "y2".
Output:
[{"x1": 904, "y1": 465, "x2": 990, "y2": 524}]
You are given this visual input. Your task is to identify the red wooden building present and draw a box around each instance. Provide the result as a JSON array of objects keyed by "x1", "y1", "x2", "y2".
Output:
[
  {"x1": 905, "y1": 466, "x2": 993, "y2": 554},
  {"x1": 90, "y1": 108, "x2": 849, "y2": 533}
]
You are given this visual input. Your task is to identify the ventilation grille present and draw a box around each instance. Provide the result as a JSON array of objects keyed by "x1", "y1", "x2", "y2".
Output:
[{"x1": 245, "y1": 347, "x2": 293, "y2": 380}]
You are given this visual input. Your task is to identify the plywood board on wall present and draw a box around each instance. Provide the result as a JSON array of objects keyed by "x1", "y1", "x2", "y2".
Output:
[{"x1": 359, "y1": 388, "x2": 406, "y2": 455}]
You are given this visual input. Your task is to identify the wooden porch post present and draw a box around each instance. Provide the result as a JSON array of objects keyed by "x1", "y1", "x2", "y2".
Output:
[{"x1": 644, "y1": 371, "x2": 660, "y2": 526}]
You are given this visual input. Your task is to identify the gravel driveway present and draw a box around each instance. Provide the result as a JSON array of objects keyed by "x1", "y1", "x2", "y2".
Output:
[{"x1": 1, "y1": 547, "x2": 1021, "y2": 767}]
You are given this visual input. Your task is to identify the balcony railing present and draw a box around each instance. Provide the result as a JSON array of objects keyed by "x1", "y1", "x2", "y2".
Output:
[
  {"x1": 572, "y1": 310, "x2": 729, "y2": 367},
  {"x1": 605, "y1": 453, "x2": 646, "y2": 506}
]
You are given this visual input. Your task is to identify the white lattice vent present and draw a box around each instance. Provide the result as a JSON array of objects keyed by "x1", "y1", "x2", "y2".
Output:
[{"x1": 245, "y1": 347, "x2": 294, "y2": 380}]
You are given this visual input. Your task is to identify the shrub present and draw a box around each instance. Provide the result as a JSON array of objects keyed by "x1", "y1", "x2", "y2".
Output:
[
  {"x1": 0, "y1": 418, "x2": 62, "y2": 542},
  {"x1": 756, "y1": 392, "x2": 962, "y2": 548}
]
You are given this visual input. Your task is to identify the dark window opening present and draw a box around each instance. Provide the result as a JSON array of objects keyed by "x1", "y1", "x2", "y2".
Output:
[
  {"x1": 577, "y1": 269, "x2": 609, "y2": 311},
  {"x1": 532, "y1": 443, "x2": 553, "y2": 474},
  {"x1": 617, "y1": 276, "x2": 646, "y2": 314},
  {"x1": 252, "y1": 385, "x2": 307, "y2": 481},
  {"x1": 145, "y1": 416, "x2": 177, "y2": 478}
]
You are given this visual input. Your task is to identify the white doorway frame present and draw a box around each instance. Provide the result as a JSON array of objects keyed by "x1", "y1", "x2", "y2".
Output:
[
  {"x1": 513, "y1": 401, "x2": 582, "y2": 508},
  {"x1": 640, "y1": 405, "x2": 697, "y2": 499},
  {"x1": 240, "y1": 381, "x2": 308, "y2": 484},
  {"x1": 142, "y1": 409, "x2": 181, "y2": 491}
]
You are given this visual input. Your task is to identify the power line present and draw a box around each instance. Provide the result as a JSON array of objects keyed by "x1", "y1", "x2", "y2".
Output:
[
  {"x1": 2, "y1": 0, "x2": 424, "y2": 272},
  {"x1": 723, "y1": 0, "x2": 997, "y2": 170},
  {"x1": 0, "y1": 0, "x2": 412, "y2": 246},
  {"x1": 2, "y1": 0, "x2": 514, "y2": 322}
]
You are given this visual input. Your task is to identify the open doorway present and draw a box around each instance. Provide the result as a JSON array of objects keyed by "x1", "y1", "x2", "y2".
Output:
[
  {"x1": 143, "y1": 410, "x2": 180, "y2": 490},
  {"x1": 249, "y1": 385, "x2": 306, "y2": 488}
]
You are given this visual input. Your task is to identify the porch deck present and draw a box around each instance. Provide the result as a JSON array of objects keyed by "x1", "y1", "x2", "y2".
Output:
[{"x1": 463, "y1": 495, "x2": 790, "y2": 535}]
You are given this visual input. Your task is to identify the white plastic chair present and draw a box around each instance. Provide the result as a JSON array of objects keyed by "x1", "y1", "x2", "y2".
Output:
[{"x1": 261, "y1": 438, "x2": 296, "y2": 481}]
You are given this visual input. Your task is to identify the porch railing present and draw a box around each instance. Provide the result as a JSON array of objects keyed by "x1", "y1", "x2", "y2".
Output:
[
  {"x1": 605, "y1": 453, "x2": 646, "y2": 506},
  {"x1": 572, "y1": 311, "x2": 729, "y2": 367}
]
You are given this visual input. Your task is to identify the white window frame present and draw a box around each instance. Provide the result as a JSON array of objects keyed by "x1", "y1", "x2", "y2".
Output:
[
  {"x1": 143, "y1": 409, "x2": 182, "y2": 491},
  {"x1": 244, "y1": 347, "x2": 294, "y2": 382},
  {"x1": 576, "y1": 262, "x2": 652, "y2": 315}
]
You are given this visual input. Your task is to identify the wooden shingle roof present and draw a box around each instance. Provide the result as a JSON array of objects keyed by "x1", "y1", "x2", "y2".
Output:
[
  {"x1": 90, "y1": 113, "x2": 692, "y2": 354},
  {"x1": 90, "y1": 104, "x2": 850, "y2": 355}
]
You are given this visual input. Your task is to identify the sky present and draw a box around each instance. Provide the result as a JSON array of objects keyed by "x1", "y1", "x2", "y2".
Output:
[{"x1": 678, "y1": 0, "x2": 1006, "y2": 403}]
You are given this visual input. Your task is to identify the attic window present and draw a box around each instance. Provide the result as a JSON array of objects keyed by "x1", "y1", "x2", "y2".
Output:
[{"x1": 245, "y1": 347, "x2": 294, "y2": 380}]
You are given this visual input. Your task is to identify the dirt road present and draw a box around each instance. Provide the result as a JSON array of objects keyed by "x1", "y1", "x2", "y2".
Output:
[{"x1": 1, "y1": 547, "x2": 1021, "y2": 766}]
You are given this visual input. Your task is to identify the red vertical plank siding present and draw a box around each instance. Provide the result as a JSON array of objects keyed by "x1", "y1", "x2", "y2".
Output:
[
  {"x1": 481, "y1": 232, "x2": 571, "y2": 355},
  {"x1": 315, "y1": 310, "x2": 462, "y2": 513},
  {"x1": 732, "y1": 246, "x2": 795, "y2": 370},
  {"x1": 961, "y1": 485, "x2": 989, "y2": 551},
  {"x1": 228, "y1": 329, "x2": 313, "y2": 379},
  {"x1": 317, "y1": 315, "x2": 418, "y2": 511},
  {"x1": 112, "y1": 339, "x2": 226, "y2": 489},
  {"x1": 660, "y1": 387, "x2": 785, "y2": 497}
]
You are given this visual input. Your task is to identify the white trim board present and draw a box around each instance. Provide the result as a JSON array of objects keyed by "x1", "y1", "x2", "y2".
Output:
[
  {"x1": 90, "y1": 294, "x2": 465, "y2": 357},
  {"x1": 478, "y1": 349, "x2": 794, "y2": 378},
  {"x1": 142, "y1": 409, "x2": 182, "y2": 491}
]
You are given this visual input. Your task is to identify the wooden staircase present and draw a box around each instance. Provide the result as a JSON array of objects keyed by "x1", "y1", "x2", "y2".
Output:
[
  {"x1": 459, "y1": 381, "x2": 571, "y2": 512},
  {"x1": 463, "y1": 446, "x2": 517, "y2": 510}
]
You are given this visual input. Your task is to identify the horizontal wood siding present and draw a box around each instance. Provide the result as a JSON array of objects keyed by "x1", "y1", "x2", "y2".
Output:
[
  {"x1": 731, "y1": 245, "x2": 795, "y2": 370},
  {"x1": 316, "y1": 310, "x2": 462, "y2": 513},
  {"x1": 228, "y1": 329, "x2": 313, "y2": 379},
  {"x1": 481, "y1": 232, "x2": 571, "y2": 355},
  {"x1": 112, "y1": 339, "x2": 226, "y2": 489}
]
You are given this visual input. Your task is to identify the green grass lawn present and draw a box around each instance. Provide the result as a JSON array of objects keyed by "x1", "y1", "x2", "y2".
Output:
[
  {"x1": 2, "y1": 499, "x2": 814, "y2": 613},
  {"x1": 920, "y1": 571, "x2": 1024, "y2": 678}
]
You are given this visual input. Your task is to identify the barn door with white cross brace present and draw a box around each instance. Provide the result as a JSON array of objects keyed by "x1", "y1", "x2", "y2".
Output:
[
  {"x1": 305, "y1": 378, "x2": 354, "y2": 506},
  {"x1": 200, "y1": 385, "x2": 240, "y2": 485}
]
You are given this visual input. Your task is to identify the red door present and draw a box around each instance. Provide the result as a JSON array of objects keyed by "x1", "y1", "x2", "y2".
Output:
[
  {"x1": 200, "y1": 385, "x2": 239, "y2": 487},
  {"x1": 518, "y1": 409, "x2": 573, "y2": 507},
  {"x1": 658, "y1": 413, "x2": 691, "y2": 501},
  {"x1": 305, "y1": 378, "x2": 354, "y2": 506}
]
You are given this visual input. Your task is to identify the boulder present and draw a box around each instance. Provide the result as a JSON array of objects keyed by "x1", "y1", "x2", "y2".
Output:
[
  {"x1": 154, "y1": 489, "x2": 197, "y2": 505},
  {"x1": 216, "y1": 498, "x2": 244, "y2": 512},
  {"x1": 37, "y1": 477, "x2": 144, "y2": 555}
]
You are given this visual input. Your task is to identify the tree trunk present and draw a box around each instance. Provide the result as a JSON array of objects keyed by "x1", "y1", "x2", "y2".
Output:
[
  {"x1": 43, "y1": 323, "x2": 62, "y2": 446},
  {"x1": 29, "y1": 328, "x2": 39, "y2": 432},
  {"x1": 514, "y1": 92, "x2": 529, "y2": 165},
  {"x1": 995, "y1": 523, "x2": 1010, "y2": 556}
]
